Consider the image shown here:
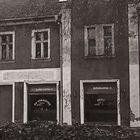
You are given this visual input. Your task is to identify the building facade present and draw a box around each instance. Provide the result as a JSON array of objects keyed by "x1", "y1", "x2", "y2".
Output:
[{"x1": 0, "y1": 0, "x2": 138, "y2": 127}]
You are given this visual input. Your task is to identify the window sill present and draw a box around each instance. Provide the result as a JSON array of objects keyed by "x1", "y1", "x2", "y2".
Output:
[
  {"x1": 31, "y1": 58, "x2": 51, "y2": 62},
  {"x1": 85, "y1": 55, "x2": 116, "y2": 59}
]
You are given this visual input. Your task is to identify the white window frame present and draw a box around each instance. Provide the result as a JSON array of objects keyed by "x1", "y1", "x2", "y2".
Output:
[
  {"x1": 23, "y1": 81, "x2": 59, "y2": 123},
  {"x1": 31, "y1": 29, "x2": 50, "y2": 59},
  {"x1": 0, "y1": 31, "x2": 15, "y2": 61},
  {"x1": 0, "y1": 82, "x2": 15, "y2": 123},
  {"x1": 80, "y1": 79, "x2": 121, "y2": 125},
  {"x1": 84, "y1": 24, "x2": 115, "y2": 57}
]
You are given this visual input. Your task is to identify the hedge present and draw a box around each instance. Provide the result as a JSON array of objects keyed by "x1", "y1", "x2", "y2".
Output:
[{"x1": 0, "y1": 121, "x2": 140, "y2": 140}]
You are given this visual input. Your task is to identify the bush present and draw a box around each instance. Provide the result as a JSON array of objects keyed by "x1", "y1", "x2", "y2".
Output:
[{"x1": 0, "y1": 121, "x2": 139, "y2": 140}]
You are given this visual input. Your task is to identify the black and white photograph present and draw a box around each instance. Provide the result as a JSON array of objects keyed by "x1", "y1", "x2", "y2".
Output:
[{"x1": 0, "y1": 0, "x2": 140, "y2": 139}]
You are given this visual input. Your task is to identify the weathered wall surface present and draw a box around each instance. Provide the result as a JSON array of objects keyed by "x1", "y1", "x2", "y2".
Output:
[
  {"x1": 71, "y1": 0, "x2": 129, "y2": 126},
  {"x1": 61, "y1": 9, "x2": 72, "y2": 125},
  {"x1": 0, "y1": 22, "x2": 60, "y2": 69}
]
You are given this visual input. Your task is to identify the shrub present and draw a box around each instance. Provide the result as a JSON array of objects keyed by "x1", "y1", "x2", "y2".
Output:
[{"x1": 0, "y1": 121, "x2": 139, "y2": 140}]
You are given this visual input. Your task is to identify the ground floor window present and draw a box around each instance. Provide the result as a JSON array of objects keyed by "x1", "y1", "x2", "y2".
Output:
[
  {"x1": 80, "y1": 80, "x2": 120, "y2": 125},
  {"x1": 27, "y1": 83, "x2": 58, "y2": 121}
]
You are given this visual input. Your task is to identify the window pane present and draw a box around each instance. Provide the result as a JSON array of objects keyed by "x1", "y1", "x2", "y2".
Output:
[
  {"x1": 8, "y1": 34, "x2": 12, "y2": 42},
  {"x1": 104, "y1": 38, "x2": 113, "y2": 56},
  {"x1": 9, "y1": 44, "x2": 13, "y2": 60},
  {"x1": 28, "y1": 95, "x2": 56, "y2": 121},
  {"x1": 43, "y1": 42, "x2": 48, "y2": 58},
  {"x1": 1, "y1": 35, "x2": 6, "y2": 43},
  {"x1": 88, "y1": 39, "x2": 96, "y2": 56},
  {"x1": 103, "y1": 26, "x2": 112, "y2": 36},
  {"x1": 2, "y1": 45, "x2": 6, "y2": 60},
  {"x1": 43, "y1": 31, "x2": 48, "y2": 40},
  {"x1": 35, "y1": 43, "x2": 41, "y2": 58},
  {"x1": 85, "y1": 94, "x2": 117, "y2": 123},
  {"x1": 35, "y1": 32, "x2": 41, "y2": 41},
  {"x1": 87, "y1": 27, "x2": 96, "y2": 39}
]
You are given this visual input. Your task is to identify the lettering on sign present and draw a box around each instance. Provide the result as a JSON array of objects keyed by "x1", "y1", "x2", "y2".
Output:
[
  {"x1": 29, "y1": 87, "x2": 56, "y2": 93},
  {"x1": 34, "y1": 99, "x2": 51, "y2": 107},
  {"x1": 93, "y1": 87, "x2": 113, "y2": 90}
]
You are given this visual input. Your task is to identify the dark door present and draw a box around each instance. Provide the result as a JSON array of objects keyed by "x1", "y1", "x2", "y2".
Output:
[{"x1": 0, "y1": 85, "x2": 12, "y2": 124}]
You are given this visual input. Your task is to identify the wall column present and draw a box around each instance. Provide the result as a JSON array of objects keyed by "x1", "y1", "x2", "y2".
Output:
[
  {"x1": 128, "y1": 4, "x2": 140, "y2": 127},
  {"x1": 61, "y1": 8, "x2": 72, "y2": 125}
]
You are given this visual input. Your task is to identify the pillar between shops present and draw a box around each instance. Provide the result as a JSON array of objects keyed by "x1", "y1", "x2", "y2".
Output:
[{"x1": 61, "y1": 8, "x2": 72, "y2": 125}]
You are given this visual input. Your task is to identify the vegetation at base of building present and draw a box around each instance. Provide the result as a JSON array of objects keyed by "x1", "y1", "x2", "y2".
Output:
[{"x1": 0, "y1": 121, "x2": 140, "y2": 140}]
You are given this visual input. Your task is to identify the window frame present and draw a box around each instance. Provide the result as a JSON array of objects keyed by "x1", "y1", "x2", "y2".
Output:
[
  {"x1": 31, "y1": 29, "x2": 50, "y2": 60},
  {"x1": 0, "y1": 31, "x2": 15, "y2": 61},
  {"x1": 84, "y1": 24, "x2": 115, "y2": 58},
  {"x1": 80, "y1": 79, "x2": 121, "y2": 125}
]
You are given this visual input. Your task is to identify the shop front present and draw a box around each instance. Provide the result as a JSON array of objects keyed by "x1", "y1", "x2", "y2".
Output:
[
  {"x1": 80, "y1": 80, "x2": 120, "y2": 125},
  {"x1": 27, "y1": 83, "x2": 59, "y2": 122},
  {"x1": 0, "y1": 68, "x2": 61, "y2": 124}
]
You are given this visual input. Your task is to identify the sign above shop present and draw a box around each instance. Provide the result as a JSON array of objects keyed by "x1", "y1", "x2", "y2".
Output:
[
  {"x1": 93, "y1": 86, "x2": 113, "y2": 90},
  {"x1": 28, "y1": 84, "x2": 56, "y2": 93},
  {"x1": 84, "y1": 82, "x2": 117, "y2": 94}
]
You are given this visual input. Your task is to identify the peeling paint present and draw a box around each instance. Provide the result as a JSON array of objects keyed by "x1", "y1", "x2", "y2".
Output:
[{"x1": 61, "y1": 8, "x2": 72, "y2": 125}]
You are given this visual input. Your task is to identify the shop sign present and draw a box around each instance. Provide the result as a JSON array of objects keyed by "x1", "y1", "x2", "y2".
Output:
[
  {"x1": 84, "y1": 83, "x2": 116, "y2": 94},
  {"x1": 28, "y1": 84, "x2": 56, "y2": 93}
]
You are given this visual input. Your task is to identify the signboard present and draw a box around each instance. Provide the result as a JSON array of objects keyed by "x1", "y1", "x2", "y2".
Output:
[
  {"x1": 28, "y1": 84, "x2": 56, "y2": 94},
  {"x1": 84, "y1": 82, "x2": 117, "y2": 94}
]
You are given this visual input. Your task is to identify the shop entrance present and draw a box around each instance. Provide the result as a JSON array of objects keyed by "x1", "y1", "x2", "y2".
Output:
[{"x1": 28, "y1": 84, "x2": 57, "y2": 121}]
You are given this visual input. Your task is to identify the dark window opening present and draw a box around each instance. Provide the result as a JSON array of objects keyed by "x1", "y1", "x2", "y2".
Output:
[
  {"x1": 28, "y1": 84, "x2": 57, "y2": 121},
  {"x1": 84, "y1": 82, "x2": 117, "y2": 124}
]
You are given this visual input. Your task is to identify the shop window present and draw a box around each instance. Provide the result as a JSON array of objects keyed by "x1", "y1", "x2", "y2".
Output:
[
  {"x1": 84, "y1": 24, "x2": 115, "y2": 57},
  {"x1": 83, "y1": 82, "x2": 118, "y2": 124},
  {"x1": 0, "y1": 32, "x2": 15, "y2": 61},
  {"x1": 31, "y1": 29, "x2": 50, "y2": 59},
  {"x1": 28, "y1": 84, "x2": 58, "y2": 121}
]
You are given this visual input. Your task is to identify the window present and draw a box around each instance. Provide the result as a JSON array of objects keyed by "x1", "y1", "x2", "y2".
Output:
[
  {"x1": 32, "y1": 29, "x2": 50, "y2": 59},
  {"x1": 27, "y1": 83, "x2": 59, "y2": 122},
  {"x1": 84, "y1": 24, "x2": 115, "y2": 57},
  {"x1": 80, "y1": 80, "x2": 120, "y2": 125},
  {"x1": 0, "y1": 32, "x2": 15, "y2": 61}
]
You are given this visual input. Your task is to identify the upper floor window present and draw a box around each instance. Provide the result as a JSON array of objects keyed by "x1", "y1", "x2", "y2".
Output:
[
  {"x1": 31, "y1": 29, "x2": 50, "y2": 60},
  {"x1": 0, "y1": 32, "x2": 15, "y2": 61},
  {"x1": 84, "y1": 24, "x2": 115, "y2": 58}
]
